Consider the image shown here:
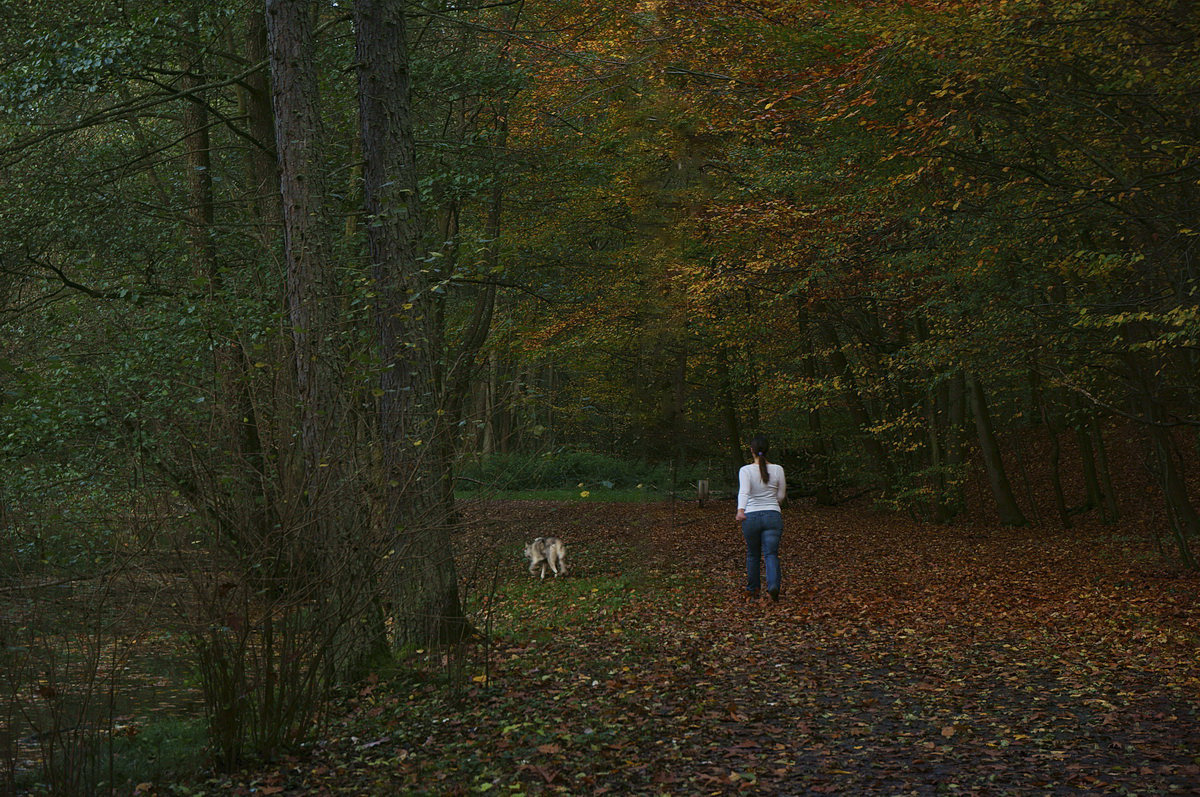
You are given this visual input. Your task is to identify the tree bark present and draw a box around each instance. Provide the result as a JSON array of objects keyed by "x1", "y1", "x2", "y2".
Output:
[
  {"x1": 242, "y1": 7, "x2": 282, "y2": 247},
  {"x1": 266, "y1": 0, "x2": 338, "y2": 476},
  {"x1": 1076, "y1": 416, "x2": 1104, "y2": 513},
  {"x1": 355, "y1": 0, "x2": 468, "y2": 645},
  {"x1": 966, "y1": 374, "x2": 1028, "y2": 526},
  {"x1": 181, "y1": 16, "x2": 218, "y2": 291},
  {"x1": 1089, "y1": 418, "x2": 1119, "y2": 522}
]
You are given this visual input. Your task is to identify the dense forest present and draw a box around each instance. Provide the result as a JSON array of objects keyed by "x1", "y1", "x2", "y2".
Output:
[{"x1": 1, "y1": 0, "x2": 1197, "y2": 791}]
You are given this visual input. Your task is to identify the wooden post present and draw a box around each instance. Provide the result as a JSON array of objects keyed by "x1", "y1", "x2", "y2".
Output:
[{"x1": 697, "y1": 479, "x2": 710, "y2": 507}]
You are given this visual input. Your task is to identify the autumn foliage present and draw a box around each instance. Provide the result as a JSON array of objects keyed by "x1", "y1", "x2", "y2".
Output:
[
  {"x1": 204, "y1": 477, "x2": 1200, "y2": 794},
  {"x1": 1, "y1": 0, "x2": 1198, "y2": 790}
]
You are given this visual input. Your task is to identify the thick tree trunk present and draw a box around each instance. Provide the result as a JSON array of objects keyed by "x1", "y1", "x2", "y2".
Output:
[
  {"x1": 266, "y1": 0, "x2": 338, "y2": 475},
  {"x1": 187, "y1": 0, "x2": 369, "y2": 763},
  {"x1": 355, "y1": 0, "x2": 468, "y2": 646},
  {"x1": 966, "y1": 374, "x2": 1028, "y2": 526}
]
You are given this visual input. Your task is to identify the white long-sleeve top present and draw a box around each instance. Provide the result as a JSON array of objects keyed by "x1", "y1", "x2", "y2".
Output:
[{"x1": 737, "y1": 462, "x2": 786, "y2": 512}]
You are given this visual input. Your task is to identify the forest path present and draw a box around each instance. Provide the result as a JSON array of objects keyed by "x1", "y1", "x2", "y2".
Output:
[{"x1": 220, "y1": 498, "x2": 1200, "y2": 794}]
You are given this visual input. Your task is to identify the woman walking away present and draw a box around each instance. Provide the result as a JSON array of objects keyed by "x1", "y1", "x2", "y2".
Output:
[{"x1": 736, "y1": 434, "x2": 786, "y2": 601}]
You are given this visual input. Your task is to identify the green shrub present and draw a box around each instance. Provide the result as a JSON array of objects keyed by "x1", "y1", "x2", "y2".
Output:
[{"x1": 456, "y1": 451, "x2": 711, "y2": 492}]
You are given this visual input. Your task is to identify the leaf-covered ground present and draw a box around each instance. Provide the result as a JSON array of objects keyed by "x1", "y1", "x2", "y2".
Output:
[{"x1": 208, "y1": 497, "x2": 1200, "y2": 795}]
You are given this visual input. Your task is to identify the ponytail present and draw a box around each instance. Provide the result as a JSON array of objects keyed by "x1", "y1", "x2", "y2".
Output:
[{"x1": 749, "y1": 434, "x2": 770, "y2": 484}]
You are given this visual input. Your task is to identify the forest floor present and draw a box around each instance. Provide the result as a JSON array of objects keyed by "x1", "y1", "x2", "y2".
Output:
[{"x1": 202, "y1": 493, "x2": 1200, "y2": 796}]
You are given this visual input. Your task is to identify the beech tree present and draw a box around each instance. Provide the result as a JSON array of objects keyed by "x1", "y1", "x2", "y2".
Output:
[{"x1": 355, "y1": 0, "x2": 469, "y2": 645}]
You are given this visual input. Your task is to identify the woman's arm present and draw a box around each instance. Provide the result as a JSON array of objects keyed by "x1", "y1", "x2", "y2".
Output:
[{"x1": 736, "y1": 466, "x2": 749, "y2": 521}]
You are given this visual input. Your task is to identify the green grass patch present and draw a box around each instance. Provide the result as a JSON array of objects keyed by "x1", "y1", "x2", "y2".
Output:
[
  {"x1": 490, "y1": 571, "x2": 650, "y2": 638},
  {"x1": 102, "y1": 716, "x2": 208, "y2": 790},
  {"x1": 455, "y1": 486, "x2": 673, "y2": 502}
]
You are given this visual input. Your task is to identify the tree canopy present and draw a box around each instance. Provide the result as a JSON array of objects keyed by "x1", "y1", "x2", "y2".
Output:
[{"x1": 1, "y1": 0, "x2": 1197, "y2": 779}]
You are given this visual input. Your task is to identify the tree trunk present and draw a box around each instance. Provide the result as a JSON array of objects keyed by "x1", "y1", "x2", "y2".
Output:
[
  {"x1": 1119, "y1": 335, "x2": 1198, "y2": 566},
  {"x1": 943, "y1": 375, "x2": 968, "y2": 515},
  {"x1": 1076, "y1": 416, "x2": 1104, "y2": 513},
  {"x1": 1039, "y1": 395, "x2": 1071, "y2": 529},
  {"x1": 1148, "y1": 414, "x2": 1199, "y2": 569},
  {"x1": 242, "y1": 8, "x2": 282, "y2": 249},
  {"x1": 481, "y1": 350, "x2": 499, "y2": 455},
  {"x1": 816, "y1": 320, "x2": 896, "y2": 493},
  {"x1": 924, "y1": 388, "x2": 950, "y2": 523},
  {"x1": 966, "y1": 374, "x2": 1028, "y2": 526},
  {"x1": 798, "y1": 309, "x2": 834, "y2": 505},
  {"x1": 913, "y1": 318, "x2": 955, "y2": 522},
  {"x1": 947, "y1": 371, "x2": 967, "y2": 476},
  {"x1": 1089, "y1": 418, "x2": 1119, "y2": 522},
  {"x1": 671, "y1": 347, "x2": 687, "y2": 466},
  {"x1": 181, "y1": 21, "x2": 218, "y2": 291},
  {"x1": 440, "y1": 133, "x2": 505, "y2": 512},
  {"x1": 355, "y1": 0, "x2": 468, "y2": 646},
  {"x1": 716, "y1": 357, "x2": 743, "y2": 479},
  {"x1": 236, "y1": 5, "x2": 282, "y2": 548},
  {"x1": 266, "y1": 0, "x2": 339, "y2": 476}
]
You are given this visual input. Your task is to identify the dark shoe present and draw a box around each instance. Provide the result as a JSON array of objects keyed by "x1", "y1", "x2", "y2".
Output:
[{"x1": 768, "y1": 588, "x2": 780, "y2": 602}]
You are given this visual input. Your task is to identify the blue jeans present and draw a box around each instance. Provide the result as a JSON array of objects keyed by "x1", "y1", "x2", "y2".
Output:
[{"x1": 742, "y1": 510, "x2": 782, "y2": 594}]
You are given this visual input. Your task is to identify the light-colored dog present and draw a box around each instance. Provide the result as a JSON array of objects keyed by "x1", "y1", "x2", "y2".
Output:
[{"x1": 524, "y1": 537, "x2": 568, "y2": 579}]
